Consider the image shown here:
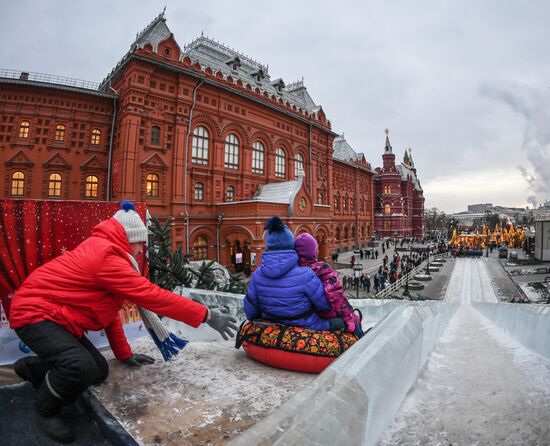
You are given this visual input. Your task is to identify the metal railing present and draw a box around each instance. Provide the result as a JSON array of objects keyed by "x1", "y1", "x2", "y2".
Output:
[
  {"x1": 374, "y1": 253, "x2": 447, "y2": 299},
  {"x1": 0, "y1": 68, "x2": 101, "y2": 91}
]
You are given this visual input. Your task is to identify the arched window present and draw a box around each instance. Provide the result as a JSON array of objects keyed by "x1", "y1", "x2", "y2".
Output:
[
  {"x1": 192, "y1": 126, "x2": 209, "y2": 165},
  {"x1": 193, "y1": 236, "x2": 209, "y2": 260},
  {"x1": 11, "y1": 171, "x2": 25, "y2": 196},
  {"x1": 275, "y1": 148, "x2": 286, "y2": 178},
  {"x1": 146, "y1": 173, "x2": 159, "y2": 197},
  {"x1": 344, "y1": 227, "x2": 349, "y2": 240},
  {"x1": 351, "y1": 226, "x2": 356, "y2": 239},
  {"x1": 91, "y1": 128, "x2": 101, "y2": 145},
  {"x1": 384, "y1": 204, "x2": 391, "y2": 215},
  {"x1": 55, "y1": 124, "x2": 66, "y2": 142},
  {"x1": 252, "y1": 141, "x2": 265, "y2": 174},
  {"x1": 194, "y1": 182, "x2": 204, "y2": 201},
  {"x1": 224, "y1": 134, "x2": 239, "y2": 169},
  {"x1": 384, "y1": 185, "x2": 391, "y2": 195},
  {"x1": 48, "y1": 173, "x2": 62, "y2": 197},
  {"x1": 334, "y1": 196, "x2": 339, "y2": 210},
  {"x1": 295, "y1": 153, "x2": 304, "y2": 177},
  {"x1": 343, "y1": 198, "x2": 347, "y2": 212},
  {"x1": 226, "y1": 185, "x2": 235, "y2": 202},
  {"x1": 19, "y1": 121, "x2": 30, "y2": 139},
  {"x1": 335, "y1": 227, "x2": 341, "y2": 241},
  {"x1": 151, "y1": 126, "x2": 160, "y2": 145},
  {"x1": 85, "y1": 175, "x2": 99, "y2": 198},
  {"x1": 317, "y1": 191, "x2": 324, "y2": 205}
]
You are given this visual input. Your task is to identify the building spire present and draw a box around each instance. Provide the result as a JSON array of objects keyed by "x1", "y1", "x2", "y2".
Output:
[{"x1": 384, "y1": 128, "x2": 392, "y2": 154}]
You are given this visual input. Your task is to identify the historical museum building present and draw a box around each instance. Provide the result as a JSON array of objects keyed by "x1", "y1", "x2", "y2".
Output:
[
  {"x1": 374, "y1": 132, "x2": 425, "y2": 237},
  {"x1": 0, "y1": 12, "x2": 424, "y2": 271}
]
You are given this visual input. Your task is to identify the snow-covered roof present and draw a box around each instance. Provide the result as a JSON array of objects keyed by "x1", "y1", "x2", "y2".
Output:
[
  {"x1": 253, "y1": 178, "x2": 302, "y2": 204},
  {"x1": 181, "y1": 36, "x2": 319, "y2": 113},
  {"x1": 333, "y1": 135, "x2": 362, "y2": 163},
  {"x1": 397, "y1": 164, "x2": 422, "y2": 191}
]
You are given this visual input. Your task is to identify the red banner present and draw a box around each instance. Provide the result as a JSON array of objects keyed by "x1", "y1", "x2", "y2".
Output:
[{"x1": 0, "y1": 199, "x2": 146, "y2": 321}]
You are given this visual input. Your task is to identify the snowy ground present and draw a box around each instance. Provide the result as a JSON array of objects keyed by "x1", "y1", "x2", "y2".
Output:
[
  {"x1": 378, "y1": 258, "x2": 550, "y2": 445},
  {"x1": 92, "y1": 339, "x2": 314, "y2": 446}
]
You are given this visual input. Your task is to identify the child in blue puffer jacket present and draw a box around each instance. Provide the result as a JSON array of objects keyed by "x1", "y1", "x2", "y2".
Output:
[{"x1": 244, "y1": 217, "x2": 346, "y2": 331}]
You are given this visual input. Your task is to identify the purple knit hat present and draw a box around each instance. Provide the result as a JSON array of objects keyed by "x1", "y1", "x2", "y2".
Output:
[{"x1": 295, "y1": 233, "x2": 318, "y2": 260}]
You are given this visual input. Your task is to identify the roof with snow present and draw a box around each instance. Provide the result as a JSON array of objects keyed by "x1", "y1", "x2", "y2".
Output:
[
  {"x1": 253, "y1": 178, "x2": 303, "y2": 204},
  {"x1": 101, "y1": 11, "x2": 320, "y2": 114},
  {"x1": 181, "y1": 36, "x2": 319, "y2": 113},
  {"x1": 397, "y1": 163, "x2": 422, "y2": 191},
  {"x1": 333, "y1": 135, "x2": 363, "y2": 163}
]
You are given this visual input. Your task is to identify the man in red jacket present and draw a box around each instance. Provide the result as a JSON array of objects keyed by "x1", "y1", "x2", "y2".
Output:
[{"x1": 9, "y1": 202, "x2": 237, "y2": 444}]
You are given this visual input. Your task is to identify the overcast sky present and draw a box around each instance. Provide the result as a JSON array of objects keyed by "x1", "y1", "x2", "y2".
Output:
[{"x1": 2, "y1": 0, "x2": 549, "y2": 213}]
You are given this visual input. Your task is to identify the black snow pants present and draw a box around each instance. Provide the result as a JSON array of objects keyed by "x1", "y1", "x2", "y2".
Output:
[{"x1": 16, "y1": 320, "x2": 109, "y2": 404}]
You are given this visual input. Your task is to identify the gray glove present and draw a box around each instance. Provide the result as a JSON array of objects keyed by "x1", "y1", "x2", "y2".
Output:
[
  {"x1": 123, "y1": 353, "x2": 155, "y2": 367},
  {"x1": 328, "y1": 318, "x2": 346, "y2": 332},
  {"x1": 206, "y1": 309, "x2": 238, "y2": 340}
]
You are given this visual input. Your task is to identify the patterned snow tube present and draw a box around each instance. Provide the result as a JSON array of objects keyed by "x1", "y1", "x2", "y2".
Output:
[{"x1": 236, "y1": 319, "x2": 359, "y2": 373}]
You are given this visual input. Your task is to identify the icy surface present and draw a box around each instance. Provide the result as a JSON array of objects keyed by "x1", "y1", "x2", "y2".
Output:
[
  {"x1": 379, "y1": 259, "x2": 550, "y2": 446},
  {"x1": 230, "y1": 302, "x2": 456, "y2": 446}
]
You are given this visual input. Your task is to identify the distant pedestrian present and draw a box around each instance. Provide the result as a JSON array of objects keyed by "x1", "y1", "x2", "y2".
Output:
[
  {"x1": 350, "y1": 255, "x2": 356, "y2": 269},
  {"x1": 375, "y1": 250, "x2": 379, "y2": 259},
  {"x1": 342, "y1": 274, "x2": 347, "y2": 289}
]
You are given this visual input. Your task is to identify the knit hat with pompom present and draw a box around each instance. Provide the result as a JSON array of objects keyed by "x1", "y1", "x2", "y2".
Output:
[
  {"x1": 265, "y1": 216, "x2": 295, "y2": 251},
  {"x1": 113, "y1": 201, "x2": 148, "y2": 243}
]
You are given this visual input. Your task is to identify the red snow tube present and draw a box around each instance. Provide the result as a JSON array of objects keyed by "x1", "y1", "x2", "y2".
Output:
[{"x1": 236, "y1": 320, "x2": 358, "y2": 374}]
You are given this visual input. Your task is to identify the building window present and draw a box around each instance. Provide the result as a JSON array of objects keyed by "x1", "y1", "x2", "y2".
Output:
[
  {"x1": 226, "y1": 185, "x2": 235, "y2": 202},
  {"x1": 295, "y1": 153, "x2": 304, "y2": 177},
  {"x1": 85, "y1": 175, "x2": 99, "y2": 198},
  {"x1": 48, "y1": 173, "x2": 62, "y2": 197},
  {"x1": 343, "y1": 198, "x2": 347, "y2": 212},
  {"x1": 11, "y1": 171, "x2": 25, "y2": 196},
  {"x1": 384, "y1": 185, "x2": 391, "y2": 195},
  {"x1": 193, "y1": 236, "x2": 209, "y2": 260},
  {"x1": 192, "y1": 126, "x2": 209, "y2": 165},
  {"x1": 19, "y1": 121, "x2": 30, "y2": 139},
  {"x1": 252, "y1": 141, "x2": 265, "y2": 174},
  {"x1": 151, "y1": 126, "x2": 160, "y2": 145},
  {"x1": 318, "y1": 191, "x2": 324, "y2": 205},
  {"x1": 224, "y1": 134, "x2": 239, "y2": 169},
  {"x1": 334, "y1": 196, "x2": 339, "y2": 210},
  {"x1": 275, "y1": 148, "x2": 286, "y2": 178},
  {"x1": 55, "y1": 124, "x2": 66, "y2": 142},
  {"x1": 194, "y1": 182, "x2": 204, "y2": 201},
  {"x1": 146, "y1": 173, "x2": 159, "y2": 197},
  {"x1": 384, "y1": 204, "x2": 391, "y2": 215},
  {"x1": 91, "y1": 128, "x2": 101, "y2": 145}
]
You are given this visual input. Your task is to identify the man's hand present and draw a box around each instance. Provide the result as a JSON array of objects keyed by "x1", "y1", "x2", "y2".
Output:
[
  {"x1": 123, "y1": 353, "x2": 155, "y2": 367},
  {"x1": 206, "y1": 309, "x2": 238, "y2": 340}
]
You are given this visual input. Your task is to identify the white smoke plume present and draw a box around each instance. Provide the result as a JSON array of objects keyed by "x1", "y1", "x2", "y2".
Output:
[{"x1": 479, "y1": 84, "x2": 550, "y2": 203}]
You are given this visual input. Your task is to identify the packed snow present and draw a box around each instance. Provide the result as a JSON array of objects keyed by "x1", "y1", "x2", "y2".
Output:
[
  {"x1": 378, "y1": 258, "x2": 550, "y2": 445},
  {"x1": 92, "y1": 338, "x2": 314, "y2": 446}
]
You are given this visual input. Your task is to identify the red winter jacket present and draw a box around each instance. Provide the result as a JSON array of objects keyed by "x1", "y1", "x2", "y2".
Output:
[{"x1": 9, "y1": 218, "x2": 208, "y2": 360}]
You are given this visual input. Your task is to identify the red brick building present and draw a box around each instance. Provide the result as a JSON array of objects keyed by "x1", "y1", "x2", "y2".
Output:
[
  {"x1": 374, "y1": 131, "x2": 425, "y2": 237},
  {"x1": 0, "y1": 12, "x2": 422, "y2": 271}
]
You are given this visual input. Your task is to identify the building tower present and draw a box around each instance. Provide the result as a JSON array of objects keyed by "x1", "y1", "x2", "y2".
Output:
[{"x1": 375, "y1": 129, "x2": 404, "y2": 237}]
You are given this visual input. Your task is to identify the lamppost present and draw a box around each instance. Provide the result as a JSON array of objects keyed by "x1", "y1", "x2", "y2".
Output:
[
  {"x1": 353, "y1": 263, "x2": 363, "y2": 300},
  {"x1": 425, "y1": 243, "x2": 431, "y2": 276},
  {"x1": 402, "y1": 246, "x2": 412, "y2": 298}
]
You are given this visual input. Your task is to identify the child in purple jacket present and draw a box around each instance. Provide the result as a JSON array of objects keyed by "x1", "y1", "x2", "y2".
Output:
[{"x1": 295, "y1": 233, "x2": 364, "y2": 338}]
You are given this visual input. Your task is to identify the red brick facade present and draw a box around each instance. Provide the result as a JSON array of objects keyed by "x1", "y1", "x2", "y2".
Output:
[
  {"x1": 0, "y1": 13, "x2": 423, "y2": 272},
  {"x1": 374, "y1": 133, "x2": 425, "y2": 237}
]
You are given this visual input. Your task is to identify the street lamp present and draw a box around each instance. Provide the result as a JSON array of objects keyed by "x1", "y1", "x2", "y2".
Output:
[
  {"x1": 425, "y1": 243, "x2": 431, "y2": 276},
  {"x1": 403, "y1": 246, "x2": 412, "y2": 298},
  {"x1": 353, "y1": 263, "x2": 363, "y2": 300}
]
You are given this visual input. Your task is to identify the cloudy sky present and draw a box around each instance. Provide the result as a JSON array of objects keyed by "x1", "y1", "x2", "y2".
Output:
[{"x1": 2, "y1": 0, "x2": 549, "y2": 213}]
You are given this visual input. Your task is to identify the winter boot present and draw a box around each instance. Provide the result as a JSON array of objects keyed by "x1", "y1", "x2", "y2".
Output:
[
  {"x1": 13, "y1": 357, "x2": 49, "y2": 389},
  {"x1": 35, "y1": 377, "x2": 75, "y2": 444}
]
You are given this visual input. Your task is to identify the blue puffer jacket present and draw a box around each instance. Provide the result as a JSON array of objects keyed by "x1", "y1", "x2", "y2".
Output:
[{"x1": 244, "y1": 250, "x2": 331, "y2": 331}]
